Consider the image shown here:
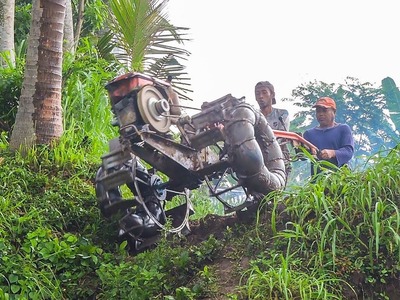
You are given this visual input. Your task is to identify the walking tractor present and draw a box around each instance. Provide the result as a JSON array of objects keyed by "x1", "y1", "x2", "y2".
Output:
[{"x1": 95, "y1": 72, "x2": 316, "y2": 252}]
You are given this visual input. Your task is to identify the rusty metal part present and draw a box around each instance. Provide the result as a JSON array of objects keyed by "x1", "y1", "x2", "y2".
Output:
[
  {"x1": 204, "y1": 167, "x2": 253, "y2": 214},
  {"x1": 105, "y1": 72, "x2": 170, "y2": 104},
  {"x1": 273, "y1": 130, "x2": 319, "y2": 153},
  {"x1": 95, "y1": 146, "x2": 194, "y2": 252}
]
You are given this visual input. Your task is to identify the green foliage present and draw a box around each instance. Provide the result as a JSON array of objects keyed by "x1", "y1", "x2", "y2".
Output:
[
  {"x1": 105, "y1": 0, "x2": 192, "y2": 98},
  {"x1": 190, "y1": 185, "x2": 224, "y2": 218},
  {"x1": 0, "y1": 56, "x2": 24, "y2": 132},
  {"x1": 107, "y1": 0, "x2": 187, "y2": 70},
  {"x1": 96, "y1": 234, "x2": 222, "y2": 299},
  {"x1": 62, "y1": 38, "x2": 119, "y2": 163},
  {"x1": 243, "y1": 252, "x2": 345, "y2": 299},
  {"x1": 0, "y1": 152, "x2": 107, "y2": 298},
  {"x1": 14, "y1": 2, "x2": 32, "y2": 48},
  {"x1": 0, "y1": 151, "x2": 100, "y2": 234},
  {"x1": 0, "y1": 37, "x2": 120, "y2": 167},
  {"x1": 77, "y1": 0, "x2": 110, "y2": 38},
  {"x1": 3, "y1": 229, "x2": 104, "y2": 298},
  {"x1": 272, "y1": 146, "x2": 400, "y2": 296}
]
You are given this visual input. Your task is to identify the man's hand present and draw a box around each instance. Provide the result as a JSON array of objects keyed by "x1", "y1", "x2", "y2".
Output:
[
  {"x1": 318, "y1": 149, "x2": 336, "y2": 160},
  {"x1": 291, "y1": 132, "x2": 305, "y2": 148},
  {"x1": 292, "y1": 140, "x2": 301, "y2": 148}
]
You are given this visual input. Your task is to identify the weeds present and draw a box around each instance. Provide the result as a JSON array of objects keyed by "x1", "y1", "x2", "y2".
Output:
[
  {"x1": 259, "y1": 147, "x2": 400, "y2": 298},
  {"x1": 242, "y1": 251, "x2": 347, "y2": 299}
]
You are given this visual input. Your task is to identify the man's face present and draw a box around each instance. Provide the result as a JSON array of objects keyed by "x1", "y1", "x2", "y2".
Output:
[
  {"x1": 255, "y1": 87, "x2": 273, "y2": 109},
  {"x1": 315, "y1": 106, "x2": 335, "y2": 128}
]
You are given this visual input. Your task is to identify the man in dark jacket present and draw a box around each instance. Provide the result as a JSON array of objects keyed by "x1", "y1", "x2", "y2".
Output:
[{"x1": 303, "y1": 97, "x2": 354, "y2": 175}]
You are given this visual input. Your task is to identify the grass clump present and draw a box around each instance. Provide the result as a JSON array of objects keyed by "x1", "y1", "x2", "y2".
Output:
[
  {"x1": 0, "y1": 146, "x2": 226, "y2": 299},
  {"x1": 0, "y1": 151, "x2": 107, "y2": 299},
  {"x1": 240, "y1": 145, "x2": 400, "y2": 299}
]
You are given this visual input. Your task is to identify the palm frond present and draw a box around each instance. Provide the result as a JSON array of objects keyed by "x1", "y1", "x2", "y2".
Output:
[
  {"x1": 106, "y1": 0, "x2": 192, "y2": 97},
  {"x1": 146, "y1": 54, "x2": 192, "y2": 101}
]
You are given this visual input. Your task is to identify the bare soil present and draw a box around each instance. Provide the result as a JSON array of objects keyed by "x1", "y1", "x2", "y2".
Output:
[{"x1": 187, "y1": 214, "x2": 248, "y2": 299}]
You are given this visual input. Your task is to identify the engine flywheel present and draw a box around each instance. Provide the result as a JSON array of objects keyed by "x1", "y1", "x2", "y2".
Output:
[{"x1": 137, "y1": 85, "x2": 171, "y2": 133}]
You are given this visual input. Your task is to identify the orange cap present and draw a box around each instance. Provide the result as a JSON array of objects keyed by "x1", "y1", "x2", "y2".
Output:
[{"x1": 312, "y1": 97, "x2": 336, "y2": 110}]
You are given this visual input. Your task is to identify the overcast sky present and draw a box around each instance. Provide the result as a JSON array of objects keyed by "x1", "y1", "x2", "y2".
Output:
[{"x1": 167, "y1": 0, "x2": 400, "y2": 116}]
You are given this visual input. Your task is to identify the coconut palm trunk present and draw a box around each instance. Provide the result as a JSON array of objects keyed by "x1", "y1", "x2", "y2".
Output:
[
  {"x1": 0, "y1": 0, "x2": 15, "y2": 67},
  {"x1": 10, "y1": 0, "x2": 66, "y2": 150}
]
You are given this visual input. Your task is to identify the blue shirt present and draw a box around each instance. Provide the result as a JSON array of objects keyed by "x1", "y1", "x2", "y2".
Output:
[{"x1": 303, "y1": 123, "x2": 354, "y2": 174}]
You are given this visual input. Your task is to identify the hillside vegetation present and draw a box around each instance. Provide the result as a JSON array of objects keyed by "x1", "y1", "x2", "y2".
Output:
[
  {"x1": 0, "y1": 143, "x2": 399, "y2": 299},
  {"x1": 2, "y1": 1, "x2": 400, "y2": 298}
]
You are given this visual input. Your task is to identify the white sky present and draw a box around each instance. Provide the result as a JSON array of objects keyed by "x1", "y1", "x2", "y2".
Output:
[{"x1": 167, "y1": 0, "x2": 400, "y2": 116}]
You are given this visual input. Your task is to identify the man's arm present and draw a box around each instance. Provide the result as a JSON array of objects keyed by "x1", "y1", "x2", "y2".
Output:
[
  {"x1": 310, "y1": 125, "x2": 354, "y2": 165},
  {"x1": 335, "y1": 125, "x2": 354, "y2": 166}
]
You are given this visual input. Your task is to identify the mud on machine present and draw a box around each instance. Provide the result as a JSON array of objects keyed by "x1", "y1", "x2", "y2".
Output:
[{"x1": 95, "y1": 72, "x2": 296, "y2": 253}]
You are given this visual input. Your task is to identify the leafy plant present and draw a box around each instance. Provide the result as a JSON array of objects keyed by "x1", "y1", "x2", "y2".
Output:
[
  {"x1": 381, "y1": 77, "x2": 400, "y2": 133},
  {"x1": 105, "y1": 0, "x2": 192, "y2": 99},
  {"x1": 0, "y1": 55, "x2": 24, "y2": 133},
  {"x1": 272, "y1": 145, "x2": 400, "y2": 296},
  {"x1": 243, "y1": 252, "x2": 347, "y2": 299}
]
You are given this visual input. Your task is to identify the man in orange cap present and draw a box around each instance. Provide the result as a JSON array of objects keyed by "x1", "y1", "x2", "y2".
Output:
[{"x1": 303, "y1": 97, "x2": 354, "y2": 175}]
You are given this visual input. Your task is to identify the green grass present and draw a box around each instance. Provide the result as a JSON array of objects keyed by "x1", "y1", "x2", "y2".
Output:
[
  {"x1": 259, "y1": 146, "x2": 400, "y2": 298},
  {"x1": 243, "y1": 252, "x2": 347, "y2": 300}
]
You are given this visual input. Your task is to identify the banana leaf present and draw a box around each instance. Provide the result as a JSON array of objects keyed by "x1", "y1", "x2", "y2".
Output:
[{"x1": 382, "y1": 77, "x2": 400, "y2": 132}]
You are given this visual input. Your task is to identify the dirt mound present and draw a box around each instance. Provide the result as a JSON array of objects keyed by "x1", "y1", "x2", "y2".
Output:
[{"x1": 186, "y1": 214, "x2": 238, "y2": 244}]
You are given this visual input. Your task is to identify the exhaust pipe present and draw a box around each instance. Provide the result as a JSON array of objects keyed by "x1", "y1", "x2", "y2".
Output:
[{"x1": 224, "y1": 103, "x2": 286, "y2": 194}]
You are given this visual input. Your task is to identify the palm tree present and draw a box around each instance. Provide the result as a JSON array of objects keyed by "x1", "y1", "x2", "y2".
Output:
[
  {"x1": 0, "y1": 0, "x2": 15, "y2": 67},
  {"x1": 106, "y1": 0, "x2": 191, "y2": 97},
  {"x1": 10, "y1": 0, "x2": 66, "y2": 150}
]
